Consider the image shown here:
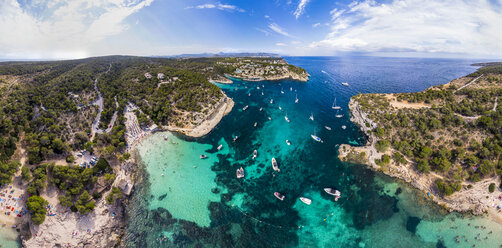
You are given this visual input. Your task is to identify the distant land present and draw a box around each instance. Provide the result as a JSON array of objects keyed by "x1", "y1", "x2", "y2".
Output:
[{"x1": 154, "y1": 52, "x2": 281, "y2": 58}]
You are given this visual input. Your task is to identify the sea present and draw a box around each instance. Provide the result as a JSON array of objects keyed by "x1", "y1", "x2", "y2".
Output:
[{"x1": 2, "y1": 56, "x2": 501, "y2": 247}]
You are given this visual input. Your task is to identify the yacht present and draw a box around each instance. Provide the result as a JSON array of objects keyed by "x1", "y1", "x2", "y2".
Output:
[
  {"x1": 271, "y1": 158, "x2": 280, "y2": 172},
  {"x1": 252, "y1": 150, "x2": 257, "y2": 159},
  {"x1": 295, "y1": 94, "x2": 299, "y2": 103},
  {"x1": 286, "y1": 140, "x2": 291, "y2": 146},
  {"x1": 200, "y1": 155, "x2": 208, "y2": 159},
  {"x1": 311, "y1": 128, "x2": 323, "y2": 143},
  {"x1": 274, "y1": 192, "x2": 285, "y2": 201},
  {"x1": 236, "y1": 167, "x2": 244, "y2": 179},
  {"x1": 217, "y1": 144, "x2": 223, "y2": 150},
  {"x1": 332, "y1": 98, "x2": 341, "y2": 110},
  {"x1": 242, "y1": 105, "x2": 249, "y2": 111},
  {"x1": 325, "y1": 126, "x2": 332, "y2": 131},
  {"x1": 300, "y1": 197, "x2": 312, "y2": 205},
  {"x1": 309, "y1": 112, "x2": 314, "y2": 121}
]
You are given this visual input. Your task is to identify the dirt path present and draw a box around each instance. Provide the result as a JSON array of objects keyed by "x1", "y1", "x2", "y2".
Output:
[
  {"x1": 493, "y1": 96, "x2": 498, "y2": 111},
  {"x1": 455, "y1": 74, "x2": 483, "y2": 92},
  {"x1": 91, "y1": 64, "x2": 112, "y2": 139}
]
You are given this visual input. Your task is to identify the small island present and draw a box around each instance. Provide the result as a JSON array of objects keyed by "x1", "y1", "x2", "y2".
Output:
[{"x1": 339, "y1": 64, "x2": 502, "y2": 216}]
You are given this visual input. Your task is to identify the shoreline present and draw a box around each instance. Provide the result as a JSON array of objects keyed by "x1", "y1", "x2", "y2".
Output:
[{"x1": 338, "y1": 97, "x2": 502, "y2": 221}]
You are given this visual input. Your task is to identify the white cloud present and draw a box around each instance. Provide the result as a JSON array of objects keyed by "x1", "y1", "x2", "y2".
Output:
[
  {"x1": 268, "y1": 23, "x2": 292, "y2": 37},
  {"x1": 291, "y1": 41, "x2": 302, "y2": 45},
  {"x1": 293, "y1": 0, "x2": 310, "y2": 19},
  {"x1": 0, "y1": 0, "x2": 154, "y2": 59},
  {"x1": 186, "y1": 2, "x2": 245, "y2": 12},
  {"x1": 310, "y1": 0, "x2": 502, "y2": 57},
  {"x1": 275, "y1": 42, "x2": 287, "y2": 46},
  {"x1": 256, "y1": 27, "x2": 271, "y2": 36},
  {"x1": 312, "y1": 22, "x2": 321, "y2": 28}
]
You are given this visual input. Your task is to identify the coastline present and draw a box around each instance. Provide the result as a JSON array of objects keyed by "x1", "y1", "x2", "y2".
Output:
[
  {"x1": 338, "y1": 97, "x2": 502, "y2": 220},
  {"x1": 226, "y1": 72, "x2": 309, "y2": 82}
]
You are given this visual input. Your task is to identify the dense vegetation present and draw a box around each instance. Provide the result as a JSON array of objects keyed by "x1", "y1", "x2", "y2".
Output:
[{"x1": 354, "y1": 66, "x2": 502, "y2": 196}]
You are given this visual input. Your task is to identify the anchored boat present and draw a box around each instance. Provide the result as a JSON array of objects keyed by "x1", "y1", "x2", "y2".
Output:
[
  {"x1": 274, "y1": 192, "x2": 285, "y2": 201},
  {"x1": 271, "y1": 158, "x2": 280, "y2": 172}
]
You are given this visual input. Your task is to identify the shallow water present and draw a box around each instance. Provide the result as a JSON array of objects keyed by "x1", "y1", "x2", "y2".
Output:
[{"x1": 124, "y1": 56, "x2": 502, "y2": 247}]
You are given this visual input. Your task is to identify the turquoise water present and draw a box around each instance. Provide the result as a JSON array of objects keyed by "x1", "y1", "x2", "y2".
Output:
[
  {"x1": 124, "y1": 56, "x2": 502, "y2": 247},
  {"x1": 0, "y1": 227, "x2": 20, "y2": 248}
]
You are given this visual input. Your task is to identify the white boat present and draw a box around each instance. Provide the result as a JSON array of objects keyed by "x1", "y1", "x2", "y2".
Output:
[
  {"x1": 335, "y1": 110, "x2": 343, "y2": 118},
  {"x1": 268, "y1": 117, "x2": 272, "y2": 120},
  {"x1": 270, "y1": 99, "x2": 274, "y2": 104},
  {"x1": 332, "y1": 98, "x2": 341, "y2": 110},
  {"x1": 271, "y1": 158, "x2": 280, "y2": 172},
  {"x1": 342, "y1": 82, "x2": 349, "y2": 86},
  {"x1": 248, "y1": 93, "x2": 251, "y2": 96},
  {"x1": 236, "y1": 167, "x2": 244, "y2": 178},
  {"x1": 324, "y1": 188, "x2": 341, "y2": 201},
  {"x1": 342, "y1": 125, "x2": 346, "y2": 129},
  {"x1": 295, "y1": 94, "x2": 299, "y2": 103},
  {"x1": 279, "y1": 106, "x2": 282, "y2": 111},
  {"x1": 274, "y1": 192, "x2": 285, "y2": 201},
  {"x1": 309, "y1": 112, "x2": 314, "y2": 121},
  {"x1": 281, "y1": 88, "x2": 284, "y2": 94},
  {"x1": 242, "y1": 105, "x2": 249, "y2": 111},
  {"x1": 262, "y1": 91, "x2": 264, "y2": 96},
  {"x1": 321, "y1": 70, "x2": 327, "y2": 74},
  {"x1": 200, "y1": 155, "x2": 208, "y2": 159},
  {"x1": 257, "y1": 86, "x2": 260, "y2": 89},
  {"x1": 252, "y1": 150, "x2": 257, "y2": 159},
  {"x1": 311, "y1": 128, "x2": 323, "y2": 143},
  {"x1": 300, "y1": 197, "x2": 312, "y2": 205},
  {"x1": 285, "y1": 112, "x2": 290, "y2": 122},
  {"x1": 290, "y1": 87, "x2": 292, "y2": 91},
  {"x1": 233, "y1": 136, "x2": 239, "y2": 142},
  {"x1": 217, "y1": 144, "x2": 223, "y2": 150},
  {"x1": 254, "y1": 122, "x2": 257, "y2": 127},
  {"x1": 325, "y1": 126, "x2": 331, "y2": 130},
  {"x1": 259, "y1": 107, "x2": 263, "y2": 111},
  {"x1": 286, "y1": 140, "x2": 291, "y2": 146}
]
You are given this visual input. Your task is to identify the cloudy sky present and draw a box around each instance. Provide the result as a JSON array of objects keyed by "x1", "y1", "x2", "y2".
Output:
[{"x1": 1, "y1": 0, "x2": 502, "y2": 59}]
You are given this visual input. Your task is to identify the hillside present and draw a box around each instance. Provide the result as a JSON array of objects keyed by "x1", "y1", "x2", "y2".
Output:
[{"x1": 339, "y1": 65, "x2": 502, "y2": 214}]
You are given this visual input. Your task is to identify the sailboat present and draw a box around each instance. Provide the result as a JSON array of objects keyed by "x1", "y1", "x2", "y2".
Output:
[
  {"x1": 295, "y1": 94, "x2": 299, "y2": 103},
  {"x1": 285, "y1": 112, "x2": 290, "y2": 122},
  {"x1": 311, "y1": 128, "x2": 323, "y2": 143},
  {"x1": 271, "y1": 158, "x2": 280, "y2": 172},
  {"x1": 252, "y1": 150, "x2": 257, "y2": 159},
  {"x1": 335, "y1": 110, "x2": 343, "y2": 118},
  {"x1": 332, "y1": 98, "x2": 341, "y2": 110},
  {"x1": 309, "y1": 112, "x2": 314, "y2": 121}
]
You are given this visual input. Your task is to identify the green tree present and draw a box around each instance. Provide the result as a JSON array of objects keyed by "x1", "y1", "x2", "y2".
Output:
[
  {"x1": 27, "y1": 195, "x2": 48, "y2": 225},
  {"x1": 76, "y1": 190, "x2": 95, "y2": 214},
  {"x1": 21, "y1": 166, "x2": 31, "y2": 182},
  {"x1": 58, "y1": 194, "x2": 73, "y2": 207}
]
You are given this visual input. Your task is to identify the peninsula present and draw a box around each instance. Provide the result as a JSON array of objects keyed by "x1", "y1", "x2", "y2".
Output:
[
  {"x1": 0, "y1": 55, "x2": 307, "y2": 247},
  {"x1": 339, "y1": 64, "x2": 502, "y2": 216}
]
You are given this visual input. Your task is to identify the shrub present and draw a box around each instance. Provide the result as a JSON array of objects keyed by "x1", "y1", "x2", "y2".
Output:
[
  {"x1": 489, "y1": 183, "x2": 495, "y2": 193},
  {"x1": 27, "y1": 195, "x2": 48, "y2": 225}
]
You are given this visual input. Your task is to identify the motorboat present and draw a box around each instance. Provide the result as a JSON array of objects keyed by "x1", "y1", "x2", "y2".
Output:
[
  {"x1": 342, "y1": 82, "x2": 349, "y2": 86},
  {"x1": 285, "y1": 113, "x2": 290, "y2": 122},
  {"x1": 262, "y1": 91, "x2": 264, "y2": 96},
  {"x1": 254, "y1": 122, "x2": 257, "y2": 127},
  {"x1": 300, "y1": 197, "x2": 312, "y2": 205},
  {"x1": 271, "y1": 158, "x2": 280, "y2": 172},
  {"x1": 295, "y1": 94, "x2": 299, "y2": 103},
  {"x1": 274, "y1": 192, "x2": 285, "y2": 201},
  {"x1": 335, "y1": 110, "x2": 343, "y2": 118},
  {"x1": 332, "y1": 98, "x2": 341, "y2": 110},
  {"x1": 279, "y1": 106, "x2": 282, "y2": 111},
  {"x1": 290, "y1": 87, "x2": 292, "y2": 91},
  {"x1": 233, "y1": 135, "x2": 239, "y2": 142},
  {"x1": 309, "y1": 112, "x2": 314, "y2": 121},
  {"x1": 236, "y1": 167, "x2": 244, "y2": 178},
  {"x1": 164, "y1": 136, "x2": 168, "y2": 141},
  {"x1": 286, "y1": 140, "x2": 291, "y2": 146},
  {"x1": 200, "y1": 155, "x2": 208, "y2": 159},
  {"x1": 248, "y1": 93, "x2": 251, "y2": 96},
  {"x1": 268, "y1": 117, "x2": 272, "y2": 120},
  {"x1": 324, "y1": 188, "x2": 341, "y2": 196},
  {"x1": 325, "y1": 126, "x2": 332, "y2": 130},
  {"x1": 342, "y1": 125, "x2": 346, "y2": 129},
  {"x1": 242, "y1": 105, "x2": 249, "y2": 111},
  {"x1": 252, "y1": 150, "x2": 257, "y2": 159},
  {"x1": 281, "y1": 88, "x2": 284, "y2": 94},
  {"x1": 311, "y1": 134, "x2": 322, "y2": 143},
  {"x1": 259, "y1": 107, "x2": 263, "y2": 111},
  {"x1": 257, "y1": 86, "x2": 260, "y2": 89},
  {"x1": 217, "y1": 144, "x2": 223, "y2": 150},
  {"x1": 270, "y1": 99, "x2": 274, "y2": 104}
]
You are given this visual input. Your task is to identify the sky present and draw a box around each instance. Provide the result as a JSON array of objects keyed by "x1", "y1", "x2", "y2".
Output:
[{"x1": 0, "y1": 0, "x2": 502, "y2": 59}]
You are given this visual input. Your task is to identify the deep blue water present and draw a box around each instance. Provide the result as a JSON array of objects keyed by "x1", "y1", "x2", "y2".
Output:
[{"x1": 124, "y1": 56, "x2": 502, "y2": 248}]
